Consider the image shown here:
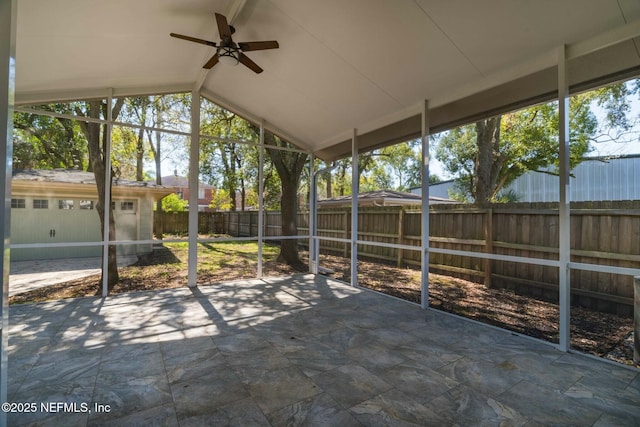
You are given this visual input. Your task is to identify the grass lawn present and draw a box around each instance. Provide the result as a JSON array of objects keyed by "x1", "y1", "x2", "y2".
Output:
[{"x1": 9, "y1": 241, "x2": 301, "y2": 304}]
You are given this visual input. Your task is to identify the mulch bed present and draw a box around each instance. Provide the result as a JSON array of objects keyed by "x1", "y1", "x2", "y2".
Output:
[{"x1": 317, "y1": 254, "x2": 636, "y2": 367}]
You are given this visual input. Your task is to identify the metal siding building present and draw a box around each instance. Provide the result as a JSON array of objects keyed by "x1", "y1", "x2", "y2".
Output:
[
  {"x1": 412, "y1": 155, "x2": 640, "y2": 202},
  {"x1": 505, "y1": 155, "x2": 640, "y2": 202}
]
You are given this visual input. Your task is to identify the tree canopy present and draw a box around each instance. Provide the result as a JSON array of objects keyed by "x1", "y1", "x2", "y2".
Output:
[
  {"x1": 199, "y1": 100, "x2": 282, "y2": 211},
  {"x1": 434, "y1": 80, "x2": 638, "y2": 203}
]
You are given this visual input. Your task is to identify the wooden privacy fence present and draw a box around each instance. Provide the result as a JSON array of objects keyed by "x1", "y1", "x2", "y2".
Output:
[{"x1": 155, "y1": 201, "x2": 640, "y2": 315}]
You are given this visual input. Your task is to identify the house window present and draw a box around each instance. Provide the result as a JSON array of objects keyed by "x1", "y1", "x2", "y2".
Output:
[
  {"x1": 111, "y1": 201, "x2": 116, "y2": 210},
  {"x1": 33, "y1": 199, "x2": 49, "y2": 209},
  {"x1": 11, "y1": 198, "x2": 25, "y2": 208},
  {"x1": 79, "y1": 200, "x2": 95, "y2": 210},
  {"x1": 198, "y1": 185, "x2": 205, "y2": 199},
  {"x1": 176, "y1": 191, "x2": 184, "y2": 199},
  {"x1": 58, "y1": 199, "x2": 74, "y2": 210},
  {"x1": 120, "y1": 201, "x2": 136, "y2": 212}
]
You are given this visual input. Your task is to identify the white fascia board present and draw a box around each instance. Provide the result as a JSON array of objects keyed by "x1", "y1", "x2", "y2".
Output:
[
  {"x1": 567, "y1": 18, "x2": 640, "y2": 59},
  {"x1": 112, "y1": 84, "x2": 193, "y2": 98},
  {"x1": 16, "y1": 83, "x2": 193, "y2": 106}
]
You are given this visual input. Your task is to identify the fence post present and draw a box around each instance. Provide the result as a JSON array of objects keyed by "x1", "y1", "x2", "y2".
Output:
[
  {"x1": 484, "y1": 208, "x2": 493, "y2": 288},
  {"x1": 635, "y1": 276, "x2": 640, "y2": 364},
  {"x1": 397, "y1": 207, "x2": 405, "y2": 267},
  {"x1": 263, "y1": 212, "x2": 267, "y2": 236}
]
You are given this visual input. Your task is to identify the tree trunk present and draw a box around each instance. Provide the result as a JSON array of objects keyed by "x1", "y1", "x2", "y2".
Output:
[
  {"x1": 474, "y1": 117, "x2": 501, "y2": 204},
  {"x1": 155, "y1": 157, "x2": 164, "y2": 239},
  {"x1": 136, "y1": 125, "x2": 144, "y2": 181},
  {"x1": 134, "y1": 97, "x2": 149, "y2": 182},
  {"x1": 338, "y1": 163, "x2": 347, "y2": 196},
  {"x1": 324, "y1": 161, "x2": 332, "y2": 198},
  {"x1": 235, "y1": 156, "x2": 246, "y2": 211},
  {"x1": 279, "y1": 176, "x2": 302, "y2": 266},
  {"x1": 217, "y1": 144, "x2": 239, "y2": 211},
  {"x1": 76, "y1": 99, "x2": 123, "y2": 292},
  {"x1": 263, "y1": 132, "x2": 308, "y2": 269}
]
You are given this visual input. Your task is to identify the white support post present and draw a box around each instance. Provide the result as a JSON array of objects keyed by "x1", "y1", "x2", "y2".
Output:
[
  {"x1": 188, "y1": 89, "x2": 200, "y2": 287},
  {"x1": 351, "y1": 129, "x2": 358, "y2": 287},
  {"x1": 558, "y1": 45, "x2": 571, "y2": 351},
  {"x1": 0, "y1": 2, "x2": 16, "y2": 423},
  {"x1": 309, "y1": 153, "x2": 317, "y2": 274},
  {"x1": 421, "y1": 100, "x2": 430, "y2": 309},
  {"x1": 102, "y1": 89, "x2": 114, "y2": 297},
  {"x1": 257, "y1": 120, "x2": 265, "y2": 279}
]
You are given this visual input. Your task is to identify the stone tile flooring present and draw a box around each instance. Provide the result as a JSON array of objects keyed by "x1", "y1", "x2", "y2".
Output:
[{"x1": 7, "y1": 274, "x2": 640, "y2": 426}]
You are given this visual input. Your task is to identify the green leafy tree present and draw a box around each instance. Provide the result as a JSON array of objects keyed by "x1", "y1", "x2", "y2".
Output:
[
  {"x1": 111, "y1": 126, "x2": 140, "y2": 180},
  {"x1": 333, "y1": 158, "x2": 352, "y2": 197},
  {"x1": 435, "y1": 82, "x2": 636, "y2": 203},
  {"x1": 209, "y1": 189, "x2": 233, "y2": 211},
  {"x1": 376, "y1": 141, "x2": 422, "y2": 191},
  {"x1": 116, "y1": 93, "x2": 190, "y2": 238},
  {"x1": 322, "y1": 140, "x2": 425, "y2": 197},
  {"x1": 14, "y1": 108, "x2": 87, "y2": 170},
  {"x1": 161, "y1": 193, "x2": 188, "y2": 212},
  {"x1": 429, "y1": 174, "x2": 442, "y2": 185},
  {"x1": 200, "y1": 101, "x2": 258, "y2": 211}
]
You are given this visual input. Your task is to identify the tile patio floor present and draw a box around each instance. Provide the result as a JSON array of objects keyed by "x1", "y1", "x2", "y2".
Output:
[{"x1": 7, "y1": 274, "x2": 640, "y2": 426}]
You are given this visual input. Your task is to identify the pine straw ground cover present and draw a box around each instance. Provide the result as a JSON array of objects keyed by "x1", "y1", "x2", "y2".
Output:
[{"x1": 10, "y1": 241, "x2": 636, "y2": 367}]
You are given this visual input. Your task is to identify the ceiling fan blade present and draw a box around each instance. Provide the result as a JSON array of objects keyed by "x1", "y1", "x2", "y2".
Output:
[
  {"x1": 215, "y1": 13, "x2": 233, "y2": 40},
  {"x1": 238, "y1": 41, "x2": 279, "y2": 51},
  {"x1": 238, "y1": 53, "x2": 263, "y2": 74},
  {"x1": 203, "y1": 53, "x2": 220, "y2": 69},
  {"x1": 170, "y1": 33, "x2": 217, "y2": 47}
]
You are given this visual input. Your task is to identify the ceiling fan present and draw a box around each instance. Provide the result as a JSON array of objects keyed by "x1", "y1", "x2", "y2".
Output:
[{"x1": 170, "y1": 12, "x2": 279, "y2": 74}]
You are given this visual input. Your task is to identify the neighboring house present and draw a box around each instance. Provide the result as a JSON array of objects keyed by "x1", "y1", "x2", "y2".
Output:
[
  {"x1": 161, "y1": 173, "x2": 215, "y2": 211},
  {"x1": 11, "y1": 169, "x2": 172, "y2": 261},
  {"x1": 318, "y1": 190, "x2": 456, "y2": 208}
]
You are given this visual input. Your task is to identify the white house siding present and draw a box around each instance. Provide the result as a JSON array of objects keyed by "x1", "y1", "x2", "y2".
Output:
[
  {"x1": 11, "y1": 197, "x2": 142, "y2": 261},
  {"x1": 136, "y1": 195, "x2": 155, "y2": 255},
  {"x1": 11, "y1": 196, "x2": 103, "y2": 260}
]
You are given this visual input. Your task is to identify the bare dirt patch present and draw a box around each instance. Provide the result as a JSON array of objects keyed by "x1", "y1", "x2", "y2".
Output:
[{"x1": 10, "y1": 244, "x2": 636, "y2": 367}]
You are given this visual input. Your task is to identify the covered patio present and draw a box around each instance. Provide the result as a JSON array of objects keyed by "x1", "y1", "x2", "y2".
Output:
[
  {"x1": 2, "y1": 0, "x2": 640, "y2": 425},
  {"x1": 8, "y1": 275, "x2": 640, "y2": 425}
]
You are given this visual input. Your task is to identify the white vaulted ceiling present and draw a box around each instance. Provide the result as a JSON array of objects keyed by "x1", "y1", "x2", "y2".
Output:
[{"x1": 14, "y1": 0, "x2": 640, "y2": 160}]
